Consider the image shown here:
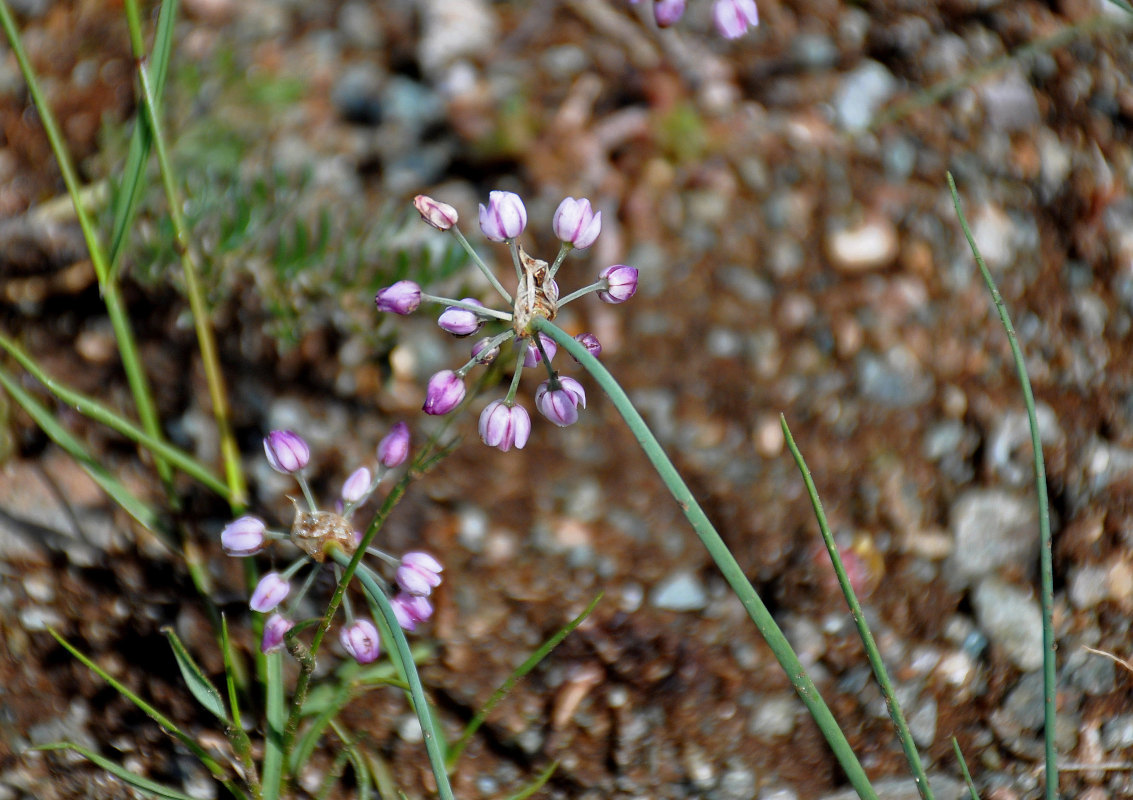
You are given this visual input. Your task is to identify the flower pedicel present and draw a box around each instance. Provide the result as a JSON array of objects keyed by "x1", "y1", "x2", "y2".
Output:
[
  {"x1": 376, "y1": 192, "x2": 639, "y2": 450},
  {"x1": 222, "y1": 428, "x2": 442, "y2": 663}
]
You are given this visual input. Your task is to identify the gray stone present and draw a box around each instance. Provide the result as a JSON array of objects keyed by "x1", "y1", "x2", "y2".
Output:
[
  {"x1": 833, "y1": 60, "x2": 898, "y2": 132},
  {"x1": 748, "y1": 694, "x2": 798, "y2": 739},
  {"x1": 1101, "y1": 714, "x2": 1133, "y2": 751},
  {"x1": 908, "y1": 696, "x2": 938, "y2": 748},
  {"x1": 1069, "y1": 565, "x2": 1111, "y2": 610},
  {"x1": 712, "y1": 767, "x2": 758, "y2": 800},
  {"x1": 947, "y1": 489, "x2": 1039, "y2": 588},
  {"x1": 855, "y1": 346, "x2": 935, "y2": 408},
  {"x1": 972, "y1": 577, "x2": 1044, "y2": 672},
  {"x1": 979, "y1": 70, "x2": 1041, "y2": 132},
  {"x1": 331, "y1": 63, "x2": 384, "y2": 125},
  {"x1": 650, "y1": 571, "x2": 708, "y2": 612},
  {"x1": 1002, "y1": 671, "x2": 1046, "y2": 732},
  {"x1": 820, "y1": 775, "x2": 965, "y2": 800},
  {"x1": 1064, "y1": 646, "x2": 1116, "y2": 696}
]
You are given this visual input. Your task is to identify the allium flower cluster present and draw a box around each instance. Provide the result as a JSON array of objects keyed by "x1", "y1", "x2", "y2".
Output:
[
  {"x1": 632, "y1": 0, "x2": 758, "y2": 39},
  {"x1": 221, "y1": 426, "x2": 443, "y2": 663},
  {"x1": 376, "y1": 191, "x2": 640, "y2": 451}
]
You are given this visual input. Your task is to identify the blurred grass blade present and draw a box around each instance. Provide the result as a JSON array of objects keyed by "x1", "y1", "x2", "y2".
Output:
[
  {"x1": 0, "y1": 0, "x2": 174, "y2": 492},
  {"x1": 505, "y1": 762, "x2": 558, "y2": 800},
  {"x1": 781, "y1": 416, "x2": 934, "y2": 800},
  {"x1": 108, "y1": 0, "x2": 178, "y2": 277},
  {"x1": 0, "y1": 334, "x2": 230, "y2": 500},
  {"x1": 46, "y1": 628, "x2": 234, "y2": 786},
  {"x1": 447, "y1": 593, "x2": 602, "y2": 771},
  {"x1": 952, "y1": 738, "x2": 981, "y2": 800},
  {"x1": 328, "y1": 720, "x2": 372, "y2": 800},
  {"x1": 220, "y1": 615, "x2": 261, "y2": 795},
  {"x1": 0, "y1": 365, "x2": 164, "y2": 539},
  {"x1": 34, "y1": 743, "x2": 201, "y2": 800},
  {"x1": 162, "y1": 626, "x2": 228, "y2": 722},
  {"x1": 362, "y1": 749, "x2": 398, "y2": 800},
  {"x1": 262, "y1": 652, "x2": 286, "y2": 800},
  {"x1": 948, "y1": 172, "x2": 1057, "y2": 800}
]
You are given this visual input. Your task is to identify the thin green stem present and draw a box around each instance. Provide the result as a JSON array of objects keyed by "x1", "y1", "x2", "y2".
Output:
[
  {"x1": 534, "y1": 318, "x2": 878, "y2": 800},
  {"x1": 557, "y1": 281, "x2": 602, "y2": 307},
  {"x1": 129, "y1": 7, "x2": 247, "y2": 507},
  {"x1": 948, "y1": 172, "x2": 1056, "y2": 800},
  {"x1": 450, "y1": 225, "x2": 513, "y2": 303},
  {"x1": 781, "y1": 416, "x2": 933, "y2": 800},
  {"x1": 0, "y1": 0, "x2": 174, "y2": 492},
  {"x1": 420, "y1": 293, "x2": 513, "y2": 321}
]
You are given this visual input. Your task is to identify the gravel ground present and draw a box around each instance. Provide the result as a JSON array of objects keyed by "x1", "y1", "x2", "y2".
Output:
[{"x1": 2, "y1": 1, "x2": 1133, "y2": 798}]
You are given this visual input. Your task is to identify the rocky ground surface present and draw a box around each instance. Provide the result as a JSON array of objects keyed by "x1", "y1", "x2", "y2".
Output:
[{"x1": 2, "y1": 0, "x2": 1133, "y2": 798}]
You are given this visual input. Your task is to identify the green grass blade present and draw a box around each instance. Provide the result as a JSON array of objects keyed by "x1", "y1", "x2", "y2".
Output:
[
  {"x1": 536, "y1": 318, "x2": 879, "y2": 800},
  {"x1": 109, "y1": 0, "x2": 178, "y2": 276},
  {"x1": 781, "y1": 416, "x2": 933, "y2": 800},
  {"x1": 220, "y1": 615, "x2": 261, "y2": 796},
  {"x1": 262, "y1": 651, "x2": 286, "y2": 800},
  {"x1": 339, "y1": 554, "x2": 455, "y2": 800},
  {"x1": 447, "y1": 593, "x2": 602, "y2": 771},
  {"x1": 46, "y1": 629, "x2": 232, "y2": 783},
  {"x1": 505, "y1": 762, "x2": 558, "y2": 800},
  {"x1": 0, "y1": 365, "x2": 164, "y2": 537},
  {"x1": 948, "y1": 172, "x2": 1057, "y2": 800},
  {"x1": 951, "y1": 738, "x2": 981, "y2": 800},
  {"x1": 162, "y1": 626, "x2": 228, "y2": 722},
  {"x1": 34, "y1": 743, "x2": 202, "y2": 800},
  {"x1": 0, "y1": 334, "x2": 230, "y2": 500}
]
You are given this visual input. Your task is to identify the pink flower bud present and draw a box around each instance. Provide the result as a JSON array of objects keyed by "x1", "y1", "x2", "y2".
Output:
[
  {"x1": 396, "y1": 551, "x2": 444, "y2": 596},
  {"x1": 374, "y1": 280, "x2": 422, "y2": 315},
  {"x1": 572, "y1": 333, "x2": 602, "y2": 360},
  {"x1": 653, "y1": 0, "x2": 686, "y2": 27},
  {"x1": 523, "y1": 333, "x2": 558, "y2": 367},
  {"x1": 263, "y1": 430, "x2": 309, "y2": 474},
  {"x1": 535, "y1": 377, "x2": 586, "y2": 427},
  {"x1": 713, "y1": 0, "x2": 758, "y2": 39},
  {"x1": 261, "y1": 613, "x2": 294, "y2": 653},
  {"x1": 552, "y1": 197, "x2": 602, "y2": 250},
  {"x1": 479, "y1": 400, "x2": 531, "y2": 452},
  {"x1": 250, "y1": 572, "x2": 291, "y2": 613},
  {"x1": 472, "y1": 337, "x2": 500, "y2": 365},
  {"x1": 437, "y1": 298, "x2": 485, "y2": 336},
  {"x1": 222, "y1": 515, "x2": 267, "y2": 556},
  {"x1": 340, "y1": 619, "x2": 381, "y2": 664},
  {"x1": 341, "y1": 467, "x2": 372, "y2": 504},
  {"x1": 422, "y1": 370, "x2": 466, "y2": 415},
  {"x1": 413, "y1": 194, "x2": 458, "y2": 230},
  {"x1": 478, "y1": 190, "x2": 527, "y2": 241},
  {"x1": 377, "y1": 421, "x2": 410, "y2": 468},
  {"x1": 392, "y1": 593, "x2": 434, "y2": 632},
  {"x1": 598, "y1": 265, "x2": 639, "y2": 304}
]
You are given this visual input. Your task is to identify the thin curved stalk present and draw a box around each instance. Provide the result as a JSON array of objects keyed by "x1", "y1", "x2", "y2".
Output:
[
  {"x1": 781, "y1": 416, "x2": 933, "y2": 800},
  {"x1": 948, "y1": 172, "x2": 1056, "y2": 800},
  {"x1": 534, "y1": 318, "x2": 878, "y2": 800}
]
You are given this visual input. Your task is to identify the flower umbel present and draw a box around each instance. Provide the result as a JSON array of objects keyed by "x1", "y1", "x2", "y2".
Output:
[
  {"x1": 219, "y1": 427, "x2": 443, "y2": 663},
  {"x1": 376, "y1": 191, "x2": 638, "y2": 449}
]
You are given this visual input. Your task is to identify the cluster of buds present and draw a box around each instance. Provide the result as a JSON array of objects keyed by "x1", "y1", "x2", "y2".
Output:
[
  {"x1": 376, "y1": 191, "x2": 639, "y2": 451},
  {"x1": 221, "y1": 428, "x2": 443, "y2": 663},
  {"x1": 633, "y1": 0, "x2": 759, "y2": 39}
]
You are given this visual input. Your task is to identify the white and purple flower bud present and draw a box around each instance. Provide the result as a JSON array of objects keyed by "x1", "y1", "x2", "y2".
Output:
[
  {"x1": 573, "y1": 333, "x2": 602, "y2": 360},
  {"x1": 392, "y1": 593, "x2": 434, "y2": 632},
  {"x1": 552, "y1": 197, "x2": 602, "y2": 250},
  {"x1": 653, "y1": 0, "x2": 686, "y2": 27},
  {"x1": 713, "y1": 0, "x2": 758, "y2": 39},
  {"x1": 472, "y1": 337, "x2": 500, "y2": 365},
  {"x1": 437, "y1": 298, "x2": 485, "y2": 336},
  {"x1": 339, "y1": 619, "x2": 381, "y2": 664},
  {"x1": 396, "y1": 551, "x2": 444, "y2": 597},
  {"x1": 413, "y1": 194, "x2": 458, "y2": 231},
  {"x1": 222, "y1": 515, "x2": 267, "y2": 557},
  {"x1": 377, "y1": 421, "x2": 410, "y2": 468},
  {"x1": 536, "y1": 377, "x2": 586, "y2": 427},
  {"x1": 341, "y1": 467, "x2": 372, "y2": 504},
  {"x1": 422, "y1": 370, "x2": 466, "y2": 415},
  {"x1": 261, "y1": 613, "x2": 294, "y2": 653},
  {"x1": 374, "y1": 280, "x2": 422, "y2": 315},
  {"x1": 479, "y1": 400, "x2": 532, "y2": 452},
  {"x1": 250, "y1": 572, "x2": 291, "y2": 613},
  {"x1": 523, "y1": 333, "x2": 558, "y2": 367},
  {"x1": 478, "y1": 190, "x2": 527, "y2": 241},
  {"x1": 263, "y1": 430, "x2": 309, "y2": 474},
  {"x1": 598, "y1": 265, "x2": 639, "y2": 304}
]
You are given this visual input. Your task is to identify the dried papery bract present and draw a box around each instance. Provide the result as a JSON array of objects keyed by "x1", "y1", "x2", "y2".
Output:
[{"x1": 289, "y1": 502, "x2": 358, "y2": 562}]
